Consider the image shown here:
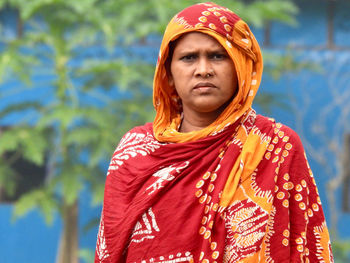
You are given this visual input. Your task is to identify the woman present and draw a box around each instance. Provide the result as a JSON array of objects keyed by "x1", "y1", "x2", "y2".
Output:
[{"x1": 95, "y1": 2, "x2": 333, "y2": 263}]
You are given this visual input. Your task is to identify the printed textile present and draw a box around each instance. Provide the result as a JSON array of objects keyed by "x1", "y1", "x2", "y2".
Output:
[{"x1": 95, "y1": 112, "x2": 333, "y2": 263}]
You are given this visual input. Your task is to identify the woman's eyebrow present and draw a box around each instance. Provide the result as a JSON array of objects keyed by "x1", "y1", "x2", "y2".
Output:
[
  {"x1": 208, "y1": 48, "x2": 226, "y2": 53},
  {"x1": 175, "y1": 50, "x2": 199, "y2": 56},
  {"x1": 178, "y1": 47, "x2": 226, "y2": 53}
]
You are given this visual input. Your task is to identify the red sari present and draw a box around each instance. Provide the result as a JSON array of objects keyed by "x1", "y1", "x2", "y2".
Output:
[{"x1": 95, "y1": 111, "x2": 333, "y2": 263}]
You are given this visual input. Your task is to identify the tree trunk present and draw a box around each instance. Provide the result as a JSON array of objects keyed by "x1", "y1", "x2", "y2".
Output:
[
  {"x1": 56, "y1": 200, "x2": 79, "y2": 263},
  {"x1": 343, "y1": 133, "x2": 350, "y2": 212}
]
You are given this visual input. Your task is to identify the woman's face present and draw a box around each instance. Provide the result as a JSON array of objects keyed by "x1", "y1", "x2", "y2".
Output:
[{"x1": 169, "y1": 32, "x2": 238, "y2": 118}]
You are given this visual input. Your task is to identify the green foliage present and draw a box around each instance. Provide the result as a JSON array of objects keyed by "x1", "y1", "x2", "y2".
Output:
[
  {"x1": 263, "y1": 50, "x2": 323, "y2": 80},
  {"x1": 0, "y1": 42, "x2": 37, "y2": 84},
  {"x1": 79, "y1": 248, "x2": 95, "y2": 263},
  {"x1": 12, "y1": 188, "x2": 58, "y2": 224},
  {"x1": 0, "y1": 126, "x2": 49, "y2": 165},
  {"x1": 215, "y1": 0, "x2": 298, "y2": 27},
  {"x1": 332, "y1": 239, "x2": 350, "y2": 263},
  {"x1": 0, "y1": 162, "x2": 16, "y2": 197},
  {"x1": 253, "y1": 92, "x2": 291, "y2": 115}
]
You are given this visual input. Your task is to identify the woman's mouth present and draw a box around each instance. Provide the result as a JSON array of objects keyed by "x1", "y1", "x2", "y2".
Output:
[{"x1": 193, "y1": 82, "x2": 217, "y2": 91}]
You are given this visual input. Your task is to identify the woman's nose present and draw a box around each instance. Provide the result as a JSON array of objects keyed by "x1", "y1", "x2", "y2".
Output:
[{"x1": 194, "y1": 58, "x2": 212, "y2": 77}]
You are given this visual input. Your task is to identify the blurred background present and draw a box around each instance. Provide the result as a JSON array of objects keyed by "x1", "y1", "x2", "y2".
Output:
[{"x1": 0, "y1": 0, "x2": 349, "y2": 262}]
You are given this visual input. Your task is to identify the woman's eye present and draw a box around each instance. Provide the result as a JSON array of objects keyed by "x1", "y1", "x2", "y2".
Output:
[
  {"x1": 211, "y1": 53, "x2": 226, "y2": 60},
  {"x1": 180, "y1": 54, "x2": 197, "y2": 61}
]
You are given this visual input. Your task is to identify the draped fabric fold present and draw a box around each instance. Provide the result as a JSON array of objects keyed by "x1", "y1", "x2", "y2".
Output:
[{"x1": 95, "y1": 2, "x2": 333, "y2": 263}]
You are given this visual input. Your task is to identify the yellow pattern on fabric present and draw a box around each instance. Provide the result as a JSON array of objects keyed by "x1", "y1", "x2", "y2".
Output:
[{"x1": 219, "y1": 124, "x2": 270, "y2": 208}]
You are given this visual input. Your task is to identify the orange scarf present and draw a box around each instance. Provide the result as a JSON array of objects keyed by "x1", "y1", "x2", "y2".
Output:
[{"x1": 152, "y1": 0, "x2": 268, "y2": 220}]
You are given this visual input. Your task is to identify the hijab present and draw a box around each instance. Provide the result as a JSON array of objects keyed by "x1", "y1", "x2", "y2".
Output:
[{"x1": 153, "y1": 2, "x2": 263, "y2": 143}]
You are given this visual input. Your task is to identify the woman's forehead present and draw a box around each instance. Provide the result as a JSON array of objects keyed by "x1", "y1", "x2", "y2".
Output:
[{"x1": 172, "y1": 32, "x2": 226, "y2": 52}]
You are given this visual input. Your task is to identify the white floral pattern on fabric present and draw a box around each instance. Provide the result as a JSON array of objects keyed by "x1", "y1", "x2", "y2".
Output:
[
  {"x1": 146, "y1": 161, "x2": 190, "y2": 195},
  {"x1": 223, "y1": 196, "x2": 269, "y2": 263},
  {"x1": 96, "y1": 213, "x2": 110, "y2": 262},
  {"x1": 134, "y1": 251, "x2": 194, "y2": 263},
  {"x1": 108, "y1": 131, "x2": 162, "y2": 174},
  {"x1": 130, "y1": 207, "x2": 160, "y2": 244}
]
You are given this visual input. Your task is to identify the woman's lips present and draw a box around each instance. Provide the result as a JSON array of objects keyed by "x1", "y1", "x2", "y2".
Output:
[
  {"x1": 194, "y1": 82, "x2": 216, "y2": 88},
  {"x1": 193, "y1": 82, "x2": 217, "y2": 95},
  {"x1": 193, "y1": 82, "x2": 217, "y2": 93}
]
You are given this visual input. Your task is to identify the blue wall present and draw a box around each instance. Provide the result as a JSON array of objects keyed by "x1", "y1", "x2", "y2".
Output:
[{"x1": 0, "y1": 188, "x2": 101, "y2": 263}]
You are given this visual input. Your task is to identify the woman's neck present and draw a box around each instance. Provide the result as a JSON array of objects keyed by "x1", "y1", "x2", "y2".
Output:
[
  {"x1": 179, "y1": 110, "x2": 219, "y2": 133},
  {"x1": 179, "y1": 101, "x2": 232, "y2": 133}
]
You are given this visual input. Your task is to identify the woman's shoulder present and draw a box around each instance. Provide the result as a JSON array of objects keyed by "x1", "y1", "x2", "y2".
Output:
[
  {"x1": 108, "y1": 122, "x2": 161, "y2": 171},
  {"x1": 255, "y1": 114, "x2": 304, "y2": 148},
  {"x1": 255, "y1": 114, "x2": 299, "y2": 137},
  {"x1": 116, "y1": 122, "x2": 156, "y2": 148},
  {"x1": 125, "y1": 122, "x2": 153, "y2": 134}
]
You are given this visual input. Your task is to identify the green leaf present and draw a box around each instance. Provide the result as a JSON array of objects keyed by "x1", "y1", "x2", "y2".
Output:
[
  {"x1": 0, "y1": 102, "x2": 42, "y2": 119},
  {"x1": 0, "y1": 0, "x2": 7, "y2": 9},
  {"x1": 0, "y1": 164, "x2": 16, "y2": 196},
  {"x1": 38, "y1": 194, "x2": 57, "y2": 224},
  {"x1": 37, "y1": 105, "x2": 78, "y2": 129},
  {"x1": 0, "y1": 43, "x2": 38, "y2": 85},
  {"x1": 61, "y1": 168, "x2": 83, "y2": 205},
  {"x1": 0, "y1": 130, "x2": 20, "y2": 154},
  {"x1": 332, "y1": 239, "x2": 350, "y2": 262},
  {"x1": 79, "y1": 248, "x2": 95, "y2": 263},
  {"x1": 12, "y1": 183, "x2": 57, "y2": 224},
  {"x1": 91, "y1": 181, "x2": 105, "y2": 206},
  {"x1": 65, "y1": 126, "x2": 100, "y2": 145},
  {"x1": 21, "y1": 131, "x2": 48, "y2": 166},
  {"x1": 13, "y1": 191, "x2": 40, "y2": 219}
]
